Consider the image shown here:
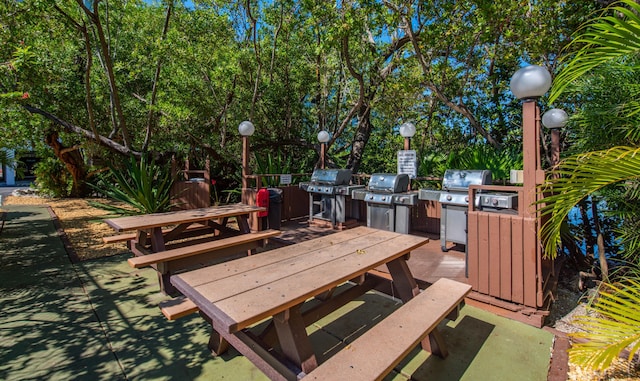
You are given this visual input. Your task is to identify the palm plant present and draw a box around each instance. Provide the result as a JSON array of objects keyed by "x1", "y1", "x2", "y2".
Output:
[
  {"x1": 540, "y1": 0, "x2": 640, "y2": 371},
  {"x1": 569, "y1": 278, "x2": 640, "y2": 370}
]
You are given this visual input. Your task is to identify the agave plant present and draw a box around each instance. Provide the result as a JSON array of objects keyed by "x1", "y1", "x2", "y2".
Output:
[{"x1": 90, "y1": 155, "x2": 175, "y2": 215}]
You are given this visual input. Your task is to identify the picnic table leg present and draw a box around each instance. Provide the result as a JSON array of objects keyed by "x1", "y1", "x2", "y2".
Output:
[
  {"x1": 273, "y1": 305, "x2": 318, "y2": 374},
  {"x1": 385, "y1": 256, "x2": 420, "y2": 302},
  {"x1": 149, "y1": 227, "x2": 166, "y2": 252},
  {"x1": 200, "y1": 313, "x2": 230, "y2": 355},
  {"x1": 235, "y1": 215, "x2": 257, "y2": 255},
  {"x1": 236, "y1": 215, "x2": 251, "y2": 234},
  {"x1": 422, "y1": 326, "x2": 449, "y2": 358}
]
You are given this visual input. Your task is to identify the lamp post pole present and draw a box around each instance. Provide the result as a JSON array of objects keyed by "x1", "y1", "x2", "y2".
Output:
[
  {"x1": 521, "y1": 100, "x2": 544, "y2": 219},
  {"x1": 510, "y1": 65, "x2": 552, "y2": 219},
  {"x1": 541, "y1": 108, "x2": 568, "y2": 173},
  {"x1": 317, "y1": 130, "x2": 330, "y2": 169},
  {"x1": 239, "y1": 121, "x2": 255, "y2": 190}
]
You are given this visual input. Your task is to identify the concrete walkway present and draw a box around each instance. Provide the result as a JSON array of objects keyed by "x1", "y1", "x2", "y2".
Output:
[{"x1": 0, "y1": 205, "x2": 555, "y2": 380}]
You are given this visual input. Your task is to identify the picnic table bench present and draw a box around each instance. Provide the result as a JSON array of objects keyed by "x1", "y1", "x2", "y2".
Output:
[
  {"x1": 306, "y1": 278, "x2": 471, "y2": 380},
  {"x1": 171, "y1": 227, "x2": 471, "y2": 380}
]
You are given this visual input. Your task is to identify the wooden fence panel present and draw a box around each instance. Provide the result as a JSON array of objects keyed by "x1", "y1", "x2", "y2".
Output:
[
  {"x1": 171, "y1": 180, "x2": 210, "y2": 210},
  {"x1": 410, "y1": 200, "x2": 441, "y2": 234},
  {"x1": 468, "y1": 210, "x2": 540, "y2": 308}
]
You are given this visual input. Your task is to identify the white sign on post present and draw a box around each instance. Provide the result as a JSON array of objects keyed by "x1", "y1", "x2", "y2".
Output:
[
  {"x1": 279, "y1": 174, "x2": 292, "y2": 185},
  {"x1": 397, "y1": 150, "x2": 417, "y2": 179}
]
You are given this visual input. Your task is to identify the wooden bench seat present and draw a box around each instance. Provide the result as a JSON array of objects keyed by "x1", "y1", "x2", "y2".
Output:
[
  {"x1": 127, "y1": 229, "x2": 281, "y2": 268},
  {"x1": 102, "y1": 223, "x2": 211, "y2": 244},
  {"x1": 159, "y1": 296, "x2": 199, "y2": 320},
  {"x1": 305, "y1": 278, "x2": 471, "y2": 381}
]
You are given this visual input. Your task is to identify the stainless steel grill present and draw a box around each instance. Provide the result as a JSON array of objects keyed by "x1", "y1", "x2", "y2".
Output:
[
  {"x1": 300, "y1": 169, "x2": 364, "y2": 228},
  {"x1": 439, "y1": 169, "x2": 492, "y2": 252},
  {"x1": 352, "y1": 173, "x2": 417, "y2": 234}
]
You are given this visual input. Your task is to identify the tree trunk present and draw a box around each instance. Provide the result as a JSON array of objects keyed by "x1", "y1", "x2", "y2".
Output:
[
  {"x1": 590, "y1": 198, "x2": 609, "y2": 281},
  {"x1": 45, "y1": 131, "x2": 89, "y2": 197},
  {"x1": 346, "y1": 105, "x2": 373, "y2": 173}
]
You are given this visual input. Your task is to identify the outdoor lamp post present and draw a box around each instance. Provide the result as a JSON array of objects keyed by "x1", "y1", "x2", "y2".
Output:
[
  {"x1": 541, "y1": 108, "x2": 568, "y2": 168},
  {"x1": 510, "y1": 65, "x2": 552, "y2": 219},
  {"x1": 510, "y1": 65, "x2": 552, "y2": 307},
  {"x1": 399, "y1": 122, "x2": 416, "y2": 190},
  {"x1": 239, "y1": 121, "x2": 255, "y2": 189},
  {"x1": 399, "y1": 122, "x2": 416, "y2": 150},
  {"x1": 317, "y1": 130, "x2": 330, "y2": 169}
]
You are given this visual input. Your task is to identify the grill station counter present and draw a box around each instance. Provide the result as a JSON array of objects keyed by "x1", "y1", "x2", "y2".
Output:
[
  {"x1": 300, "y1": 169, "x2": 364, "y2": 229},
  {"x1": 352, "y1": 173, "x2": 417, "y2": 234},
  {"x1": 438, "y1": 169, "x2": 492, "y2": 251},
  {"x1": 417, "y1": 169, "x2": 520, "y2": 252}
]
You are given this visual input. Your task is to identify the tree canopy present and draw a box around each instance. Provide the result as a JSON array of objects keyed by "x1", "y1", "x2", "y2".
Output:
[{"x1": 1, "y1": 0, "x2": 602, "y2": 196}]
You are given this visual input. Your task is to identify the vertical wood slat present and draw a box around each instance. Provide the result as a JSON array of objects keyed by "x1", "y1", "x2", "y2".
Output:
[
  {"x1": 477, "y1": 213, "x2": 490, "y2": 295},
  {"x1": 488, "y1": 214, "x2": 501, "y2": 297},
  {"x1": 499, "y1": 215, "x2": 513, "y2": 301},
  {"x1": 467, "y1": 211, "x2": 479, "y2": 291},
  {"x1": 523, "y1": 218, "x2": 538, "y2": 307},
  {"x1": 511, "y1": 217, "x2": 524, "y2": 304}
]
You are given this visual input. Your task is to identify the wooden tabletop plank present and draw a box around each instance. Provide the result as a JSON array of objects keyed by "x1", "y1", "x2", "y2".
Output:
[
  {"x1": 193, "y1": 229, "x2": 400, "y2": 301},
  {"x1": 176, "y1": 226, "x2": 380, "y2": 288},
  {"x1": 104, "y1": 203, "x2": 265, "y2": 232},
  {"x1": 175, "y1": 230, "x2": 428, "y2": 333}
]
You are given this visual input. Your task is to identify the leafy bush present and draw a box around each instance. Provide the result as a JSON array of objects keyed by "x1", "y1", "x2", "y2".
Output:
[
  {"x1": 33, "y1": 156, "x2": 72, "y2": 197},
  {"x1": 90, "y1": 155, "x2": 175, "y2": 215}
]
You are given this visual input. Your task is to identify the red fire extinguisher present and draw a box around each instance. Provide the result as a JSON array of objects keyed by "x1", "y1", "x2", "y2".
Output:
[{"x1": 256, "y1": 188, "x2": 269, "y2": 217}]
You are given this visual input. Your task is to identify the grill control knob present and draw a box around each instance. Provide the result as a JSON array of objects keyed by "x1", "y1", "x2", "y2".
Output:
[
  {"x1": 446, "y1": 195, "x2": 452, "y2": 201},
  {"x1": 368, "y1": 195, "x2": 374, "y2": 200},
  {"x1": 464, "y1": 196, "x2": 469, "y2": 203},
  {"x1": 382, "y1": 196, "x2": 387, "y2": 202},
  {"x1": 492, "y1": 199, "x2": 499, "y2": 206}
]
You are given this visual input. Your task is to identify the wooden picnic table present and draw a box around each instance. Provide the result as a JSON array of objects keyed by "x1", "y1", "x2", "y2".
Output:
[
  {"x1": 104, "y1": 203, "x2": 268, "y2": 294},
  {"x1": 171, "y1": 226, "x2": 432, "y2": 380}
]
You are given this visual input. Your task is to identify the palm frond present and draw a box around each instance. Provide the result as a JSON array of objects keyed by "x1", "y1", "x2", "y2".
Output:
[
  {"x1": 550, "y1": 0, "x2": 640, "y2": 103},
  {"x1": 569, "y1": 278, "x2": 640, "y2": 370},
  {"x1": 537, "y1": 146, "x2": 640, "y2": 258}
]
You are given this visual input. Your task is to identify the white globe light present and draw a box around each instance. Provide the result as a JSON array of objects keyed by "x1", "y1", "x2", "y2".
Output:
[
  {"x1": 542, "y1": 108, "x2": 569, "y2": 129},
  {"x1": 399, "y1": 122, "x2": 416, "y2": 138},
  {"x1": 510, "y1": 65, "x2": 552, "y2": 100},
  {"x1": 317, "y1": 130, "x2": 330, "y2": 143},
  {"x1": 238, "y1": 121, "x2": 255, "y2": 136}
]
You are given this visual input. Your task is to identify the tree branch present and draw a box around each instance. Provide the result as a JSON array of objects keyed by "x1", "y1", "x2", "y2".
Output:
[{"x1": 23, "y1": 104, "x2": 141, "y2": 157}]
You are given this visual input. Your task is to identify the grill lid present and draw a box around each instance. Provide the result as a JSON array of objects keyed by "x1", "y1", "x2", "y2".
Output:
[
  {"x1": 310, "y1": 169, "x2": 352, "y2": 186},
  {"x1": 368, "y1": 173, "x2": 409, "y2": 193},
  {"x1": 442, "y1": 169, "x2": 492, "y2": 191}
]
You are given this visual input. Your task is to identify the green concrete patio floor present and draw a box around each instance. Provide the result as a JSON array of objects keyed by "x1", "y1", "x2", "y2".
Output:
[{"x1": 0, "y1": 205, "x2": 554, "y2": 380}]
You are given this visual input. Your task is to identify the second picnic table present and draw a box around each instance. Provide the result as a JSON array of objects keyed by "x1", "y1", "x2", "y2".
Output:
[{"x1": 104, "y1": 203, "x2": 278, "y2": 294}]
